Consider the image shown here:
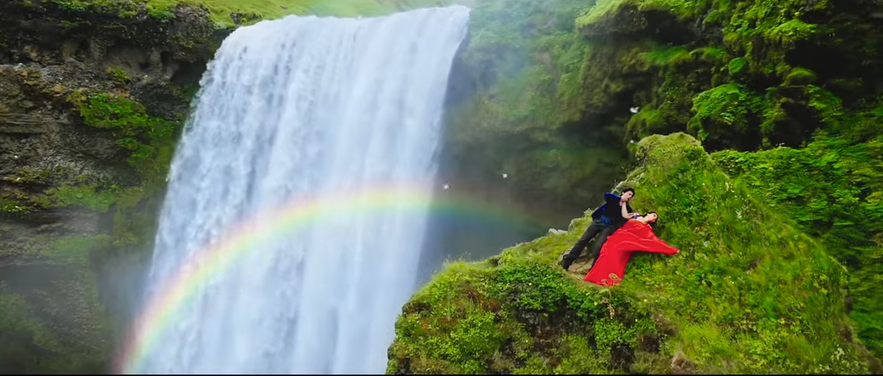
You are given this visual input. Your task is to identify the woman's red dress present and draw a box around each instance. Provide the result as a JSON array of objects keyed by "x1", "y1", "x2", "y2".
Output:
[{"x1": 584, "y1": 219, "x2": 679, "y2": 286}]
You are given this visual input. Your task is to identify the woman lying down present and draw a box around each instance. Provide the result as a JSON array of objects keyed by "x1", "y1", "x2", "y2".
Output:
[{"x1": 584, "y1": 198, "x2": 679, "y2": 286}]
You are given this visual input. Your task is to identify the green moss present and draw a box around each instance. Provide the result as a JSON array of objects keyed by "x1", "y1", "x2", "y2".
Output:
[
  {"x1": 576, "y1": 0, "x2": 704, "y2": 29},
  {"x1": 389, "y1": 257, "x2": 658, "y2": 374},
  {"x1": 806, "y1": 84, "x2": 844, "y2": 126},
  {"x1": 0, "y1": 289, "x2": 64, "y2": 356},
  {"x1": 43, "y1": 235, "x2": 113, "y2": 265},
  {"x1": 764, "y1": 19, "x2": 817, "y2": 49},
  {"x1": 105, "y1": 66, "x2": 130, "y2": 85},
  {"x1": 0, "y1": 192, "x2": 37, "y2": 215},
  {"x1": 687, "y1": 83, "x2": 764, "y2": 147},
  {"x1": 71, "y1": 92, "x2": 165, "y2": 133},
  {"x1": 51, "y1": 0, "x2": 467, "y2": 28},
  {"x1": 713, "y1": 133, "x2": 883, "y2": 357},
  {"x1": 727, "y1": 57, "x2": 747, "y2": 75},
  {"x1": 68, "y1": 91, "x2": 176, "y2": 177},
  {"x1": 45, "y1": 184, "x2": 118, "y2": 212},
  {"x1": 783, "y1": 67, "x2": 817, "y2": 86},
  {"x1": 641, "y1": 45, "x2": 690, "y2": 67},
  {"x1": 569, "y1": 0, "x2": 880, "y2": 150},
  {"x1": 391, "y1": 133, "x2": 875, "y2": 374},
  {"x1": 10, "y1": 167, "x2": 56, "y2": 185}
]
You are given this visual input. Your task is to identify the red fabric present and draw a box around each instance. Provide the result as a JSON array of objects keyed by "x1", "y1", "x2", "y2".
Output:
[{"x1": 584, "y1": 219, "x2": 679, "y2": 286}]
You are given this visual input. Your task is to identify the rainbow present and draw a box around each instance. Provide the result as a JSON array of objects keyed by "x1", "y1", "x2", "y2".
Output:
[{"x1": 114, "y1": 182, "x2": 535, "y2": 374}]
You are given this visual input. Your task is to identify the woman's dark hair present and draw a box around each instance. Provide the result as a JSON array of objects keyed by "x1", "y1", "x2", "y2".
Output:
[
  {"x1": 622, "y1": 187, "x2": 635, "y2": 195},
  {"x1": 645, "y1": 211, "x2": 659, "y2": 229}
]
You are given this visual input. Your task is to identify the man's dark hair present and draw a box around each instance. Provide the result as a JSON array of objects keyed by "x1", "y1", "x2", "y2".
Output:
[{"x1": 622, "y1": 187, "x2": 635, "y2": 195}]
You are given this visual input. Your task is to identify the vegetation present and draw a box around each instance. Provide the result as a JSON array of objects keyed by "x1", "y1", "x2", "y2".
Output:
[
  {"x1": 0, "y1": 234, "x2": 113, "y2": 373},
  {"x1": 397, "y1": 0, "x2": 883, "y2": 370},
  {"x1": 713, "y1": 131, "x2": 883, "y2": 357},
  {"x1": 573, "y1": 0, "x2": 881, "y2": 150},
  {"x1": 569, "y1": 0, "x2": 883, "y2": 360},
  {"x1": 69, "y1": 91, "x2": 177, "y2": 176},
  {"x1": 389, "y1": 134, "x2": 877, "y2": 374},
  {"x1": 50, "y1": 0, "x2": 465, "y2": 27}
]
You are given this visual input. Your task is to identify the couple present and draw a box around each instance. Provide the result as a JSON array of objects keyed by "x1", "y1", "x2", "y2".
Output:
[{"x1": 560, "y1": 187, "x2": 679, "y2": 286}]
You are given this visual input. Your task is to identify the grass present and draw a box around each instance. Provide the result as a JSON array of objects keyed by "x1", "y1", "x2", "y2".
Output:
[
  {"x1": 148, "y1": 0, "x2": 452, "y2": 22},
  {"x1": 388, "y1": 133, "x2": 875, "y2": 374},
  {"x1": 713, "y1": 131, "x2": 883, "y2": 356},
  {"x1": 50, "y1": 0, "x2": 468, "y2": 26}
]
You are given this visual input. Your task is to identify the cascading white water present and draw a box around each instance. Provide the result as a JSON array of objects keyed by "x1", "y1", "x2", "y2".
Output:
[{"x1": 139, "y1": 6, "x2": 470, "y2": 374}]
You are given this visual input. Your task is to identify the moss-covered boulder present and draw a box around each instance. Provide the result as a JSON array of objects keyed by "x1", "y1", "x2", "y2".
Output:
[{"x1": 388, "y1": 133, "x2": 880, "y2": 374}]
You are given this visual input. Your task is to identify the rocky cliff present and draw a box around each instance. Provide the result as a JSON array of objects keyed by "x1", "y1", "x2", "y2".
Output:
[
  {"x1": 0, "y1": 0, "x2": 220, "y2": 371},
  {"x1": 0, "y1": 0, "x2": 460, "y2": 372},
  {"x1": 387, "y1": 133, "x2": 881, "y2": 374},
  {"x1": 429, "y1": 0, "x2": 883, "y2": 369},
  {"x1": 393, "y1": 0, "x2": 883, "y2": 373}
]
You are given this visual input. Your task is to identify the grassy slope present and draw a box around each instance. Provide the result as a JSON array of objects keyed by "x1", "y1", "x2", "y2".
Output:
[
  {"x1": 713, "y1": 133, "x2": 883, "y2": 357},
  {"x1": 388, "y1": 133, "x2": 876, "y2": 374}
]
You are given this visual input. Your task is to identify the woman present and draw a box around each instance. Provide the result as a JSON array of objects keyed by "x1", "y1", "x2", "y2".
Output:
[{"x1": 584, "y1": 200, "x2": 679, "y2": 286}]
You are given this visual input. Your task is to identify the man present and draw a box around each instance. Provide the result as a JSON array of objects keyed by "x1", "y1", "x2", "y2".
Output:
[{"x1": 560, "y1": 187, "x2": 637, "y2": 271}]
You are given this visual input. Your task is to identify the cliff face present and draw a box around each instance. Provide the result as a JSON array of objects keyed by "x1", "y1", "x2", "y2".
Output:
[
  {"x1": 442, "y1": 0, "x2": 883, "y2": 218},
  {"x1": 387, "y1": 133, "x2": 881, "y2": 374},
  {"x1": 571, "y1": 0, "x2": 883, "y2": 359},
  {"x1": 433, "y1": 0, "x2": 883, "y2": 368},
  {"x1": 0, "y1": 1, "x2": 218, "y2": 372}
]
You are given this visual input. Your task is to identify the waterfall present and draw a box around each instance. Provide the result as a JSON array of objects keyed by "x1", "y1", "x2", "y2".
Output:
[{"x1": 138, "y1": 6, "x2": 470, "y2": 374}]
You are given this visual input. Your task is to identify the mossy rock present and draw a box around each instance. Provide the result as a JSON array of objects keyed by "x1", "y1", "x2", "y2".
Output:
[
  {"x1": 713, "y1": 130, "x2": 883, "y2": 360},
  {"x1": 578, "y1": 0, "x2": 695, "y2": 43},
  {"x1": 783, "y1": 67, "x2": 817, "y2": 86},
  {"x1": 0, "y1": 235, "x2": 114, "y2": 373},
  {"x1": 389, "y1": 133, "x2": 878, "y2": 374}
]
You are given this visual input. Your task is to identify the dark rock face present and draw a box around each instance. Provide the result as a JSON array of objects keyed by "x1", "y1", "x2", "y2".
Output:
[
  {"x1": 0, "y1": 0, "x2": 218, "y2": 197},
  {"x1": 0, "y1": 1, "x2": 221, "y2": 372}
]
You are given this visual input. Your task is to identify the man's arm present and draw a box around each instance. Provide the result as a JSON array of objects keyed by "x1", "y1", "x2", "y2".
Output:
[{"x1": 621, "y1": 199, "x2": 632, "y2": 219}]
